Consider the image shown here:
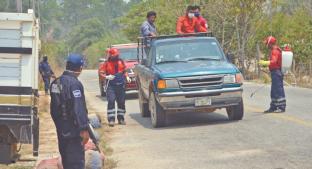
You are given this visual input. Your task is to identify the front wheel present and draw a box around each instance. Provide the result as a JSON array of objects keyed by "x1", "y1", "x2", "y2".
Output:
[
  {"x1": 226, "y1": 99, "x2": 244, "y2": 121},
  {"x1": 149, "y1": 92, "x2": 166, "y2": 128}
]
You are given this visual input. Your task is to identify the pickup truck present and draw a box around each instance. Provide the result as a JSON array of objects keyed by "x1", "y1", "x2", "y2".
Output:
[
  {"x1": 0, "y1": 10, "x2": 40, "y2": 163},
  {"x1": 135, "y1": 33, "x2": 244, "y2": 128}
]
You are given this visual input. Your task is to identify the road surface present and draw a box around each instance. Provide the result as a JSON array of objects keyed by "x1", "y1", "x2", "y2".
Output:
[{"x1": 81, "y1": 70, "x2": 312, "y2": 169}]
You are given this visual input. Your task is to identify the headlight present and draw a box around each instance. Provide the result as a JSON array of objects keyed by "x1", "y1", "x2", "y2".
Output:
[
  {"x1": 157, "y1": 79, "x2": 179, "y2": 89},
  {"x1": 223, "y1": 74, "x2": 236, "y2": 84},
  {"x1": 223, "y1": 74, "x2": 244, "y2": 84}
]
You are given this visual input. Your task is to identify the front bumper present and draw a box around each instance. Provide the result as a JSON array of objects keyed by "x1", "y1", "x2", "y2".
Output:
[{"x1": 157, "y1": 87, "x2": 243, "y2": 110}]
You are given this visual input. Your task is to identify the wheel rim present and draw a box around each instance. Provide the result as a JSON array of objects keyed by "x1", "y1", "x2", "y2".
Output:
[{"x1": 149, "y1": 94, "x2": 156, "y2": 126}]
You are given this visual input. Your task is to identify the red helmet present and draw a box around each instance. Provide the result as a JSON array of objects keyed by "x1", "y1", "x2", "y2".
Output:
[
  {"x1": 264, "y1": 36, "x2": 277, "y2": 46},
  {"x1": 109, "y1": 48, "x2": 119, "y2": 57}
]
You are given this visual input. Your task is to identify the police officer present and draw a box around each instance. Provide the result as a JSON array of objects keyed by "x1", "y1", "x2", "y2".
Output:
[
  {"x1": 259, "y1": 36, "x2": 286, "y2": 113},
  {"x1": 100, "y1": 48, "x2": 131, "y2": 127},
  {"x1": 50, "y1": 54, "x2": 89, "y2": 169},
  {"x1": 39, "y1": 56, "x2": 55, "y2": 95}
]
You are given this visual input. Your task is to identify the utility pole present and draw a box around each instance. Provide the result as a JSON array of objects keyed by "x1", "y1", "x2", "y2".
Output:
[{"x1": 16, "y1": 0, "x2": 23, "y2": 13}]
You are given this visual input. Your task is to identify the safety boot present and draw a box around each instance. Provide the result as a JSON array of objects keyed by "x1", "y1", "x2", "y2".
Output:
[
  {"x1": 108, "y1": 121, "x2": 115, "y2": 127},
  {"x1": 118, "y1": 119, "x2": 126, "y2": 125},
  {"x1": 264, "y1": 108, "x2": 276, "y2": 113}
]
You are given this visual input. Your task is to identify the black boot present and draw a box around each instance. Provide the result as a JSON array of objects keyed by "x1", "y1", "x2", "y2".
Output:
[
  {"x1": 108, "y1": 120, "x2": 115, "y2": 127},
  {"x1": 117, "y1": 116, "x2": 126, "y2": 125},
  {"x1": 264, "y1": 108, "x2": 276, "y2": 113}
]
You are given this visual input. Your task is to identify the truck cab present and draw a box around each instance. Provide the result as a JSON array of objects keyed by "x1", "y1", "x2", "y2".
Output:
[
  {"x1": 135, "y1": 33, "x2": 244, "y2": 128},
  {"x1": 0, "y1": 10, "x2": 40, "y2": 163}
]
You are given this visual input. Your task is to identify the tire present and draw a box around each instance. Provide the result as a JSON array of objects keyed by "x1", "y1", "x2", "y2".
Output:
[
  {"x1": 139, "y1": 88, "x2": 150, "y2": 117},
  {"x1": 149, "y1": 92, "x2": 166, "y2": 128},
  {"x1": 226, "y1": 99, "x2": 244, "y2": 121}
]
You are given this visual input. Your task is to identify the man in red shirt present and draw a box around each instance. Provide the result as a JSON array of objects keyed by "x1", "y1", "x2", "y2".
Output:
[
  {"x1": 100, "y1": 48, "x2": 131, "y2": 126},
  {"x1": 259, "y1": 36, "x2": 286, "y2": 113},
  {"x1": 194, "y1": 5, "x2": 208, "y2": 32},
  {"x1": 176, "y1": 5, "x2": 207, "y2": 34}
]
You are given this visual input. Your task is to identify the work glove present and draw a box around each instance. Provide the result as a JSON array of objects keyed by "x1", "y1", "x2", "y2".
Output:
[
  {"x1": 259, "y1": 60, "x2": 270, "y2": 67},
  {"x1": 106, "y1": 75, "x2": 115, "y2": 80},
  {"x1": 126, "y1": 76, "x2": 131, "y2": 83}
]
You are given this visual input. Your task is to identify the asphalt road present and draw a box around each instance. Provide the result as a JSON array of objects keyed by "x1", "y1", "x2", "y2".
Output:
[{"x1": 80, "y1": 70, "x2": 312, "y2": 169}]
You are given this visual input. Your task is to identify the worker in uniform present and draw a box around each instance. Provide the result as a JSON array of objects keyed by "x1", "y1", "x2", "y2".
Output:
[
  {"x1": 100, "y1": 48, "x2": 131, "y2": 127},
  {"x1": 39, "y1": 56, "x2": 55, "y2": 95},
  {"x1": 259, "y1": 36, "x2": 286, "y2": 113},
  {"x1": 176, "y1": 5, "x2": 207, "y2": 34},
  {"x1": 50, "y1": 54, "x2": 89, "y2": 169}
]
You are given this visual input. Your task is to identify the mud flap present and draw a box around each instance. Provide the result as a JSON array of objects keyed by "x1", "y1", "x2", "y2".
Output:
[{"x1": 32, "y1": 107, "x2": 39, "y2": 157}]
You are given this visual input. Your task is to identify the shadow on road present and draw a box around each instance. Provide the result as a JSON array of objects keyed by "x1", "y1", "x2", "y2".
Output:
[
  {"x1": 95, "y1": 92, "x2": 138, "y2": 101},
  {"x1": 130, "y1": 111, "x2": 234, "y2": 129}
]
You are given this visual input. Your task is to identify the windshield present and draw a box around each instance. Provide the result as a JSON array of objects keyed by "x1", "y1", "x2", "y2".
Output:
[
  {"x1": 155, "y1": 39, "x2": 224, "y2": 64},
  {"x1": 118, "y1": 48, "x2": 137, "y2": 60}
]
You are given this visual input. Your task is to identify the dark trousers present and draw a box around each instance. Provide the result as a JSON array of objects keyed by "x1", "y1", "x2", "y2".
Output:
[
  {"x1": 106, "y1": 84, "x2": 126, "y2": 121},
  {"x1": 270, "y1": 69, "x2": 286, "y2": 110},
  {"x1": 58, "y1": 135, "x2": 85, "y2": 169},
  {"x1": 42, "y1": 76, "x2": 51, "y2": 92}
]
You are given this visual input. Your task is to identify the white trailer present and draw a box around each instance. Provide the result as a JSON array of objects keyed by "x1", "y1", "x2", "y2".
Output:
[{"x1": 0, "y1": 9, "x2": 40, "y2": 164}]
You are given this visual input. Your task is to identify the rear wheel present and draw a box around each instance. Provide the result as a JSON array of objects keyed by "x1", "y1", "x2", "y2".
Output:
[
  {"x1": 139, "y1": 88, "x2": 150, "y2": 117},
  {"x1": 149, "y1": 92, "x2": 166, "y2": 128},
  {"x1": 226, "y1": 99, "x2": 244, "y2": 121}
]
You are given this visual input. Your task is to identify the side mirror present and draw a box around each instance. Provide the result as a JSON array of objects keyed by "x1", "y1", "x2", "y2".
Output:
[
  {"x1": 141, "y1": 59, "x2": 147, "y2": 65},
  {"x1": 226, "y1": 53, "x2": 235, "y2": 63}
]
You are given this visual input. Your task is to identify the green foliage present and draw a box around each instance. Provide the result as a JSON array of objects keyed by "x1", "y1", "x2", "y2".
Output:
[
  {"x1": 67, "y1": 18, "x2": 105, "y2": 53},
  {"x1": 83, "y1": 32, "x2": 130, "y2": 68}
]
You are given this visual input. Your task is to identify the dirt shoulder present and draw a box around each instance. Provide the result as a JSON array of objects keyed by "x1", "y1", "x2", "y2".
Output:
[{"x1": 0, "y1": 91, "x2": 115, "y2": 169}]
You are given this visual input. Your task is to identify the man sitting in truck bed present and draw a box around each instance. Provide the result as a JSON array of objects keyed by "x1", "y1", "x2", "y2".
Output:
[{"x1": 176, "y1": 5, "x2": 207, "y2": 34}]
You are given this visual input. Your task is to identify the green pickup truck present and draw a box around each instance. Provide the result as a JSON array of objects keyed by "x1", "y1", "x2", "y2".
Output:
[{"x1": 135, "y1": 33, "x2": 244, "y2": 128}]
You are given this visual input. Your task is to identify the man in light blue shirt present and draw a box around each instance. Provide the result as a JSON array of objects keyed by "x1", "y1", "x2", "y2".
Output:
[{"x1": 140, "y1": 11, "x2": 157, "y2": 54}]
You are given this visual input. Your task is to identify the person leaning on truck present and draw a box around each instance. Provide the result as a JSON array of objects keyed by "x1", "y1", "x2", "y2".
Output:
[
  {"x1": 50, "y1": 54, "x2": 90, "y2": 169},
  {"x1": 259, "y1": 36, "x2": 286, "y2": 113},
  {"x1": 176, "y1": 5, "x2": 207, "y2": 34},
  {"x1": 39, "y1": 56, "x2": 55, "y2": 95}
]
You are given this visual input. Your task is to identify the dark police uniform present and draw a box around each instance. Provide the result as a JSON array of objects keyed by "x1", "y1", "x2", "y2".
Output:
[
  {"x1": 50, "y1": 71, "x2": 88, "y2": 169},
  {"x1": 39, "y1": 60, "x2": 54, "y2": 93}
]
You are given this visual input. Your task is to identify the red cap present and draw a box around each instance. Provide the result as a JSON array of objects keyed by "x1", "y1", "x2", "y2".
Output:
[
  {"x1": 109, "y1": 48, "x2": 119, "y2": 57},
  {"x1": 264, "y1": 36, "x2": 277, "y2": 46}
]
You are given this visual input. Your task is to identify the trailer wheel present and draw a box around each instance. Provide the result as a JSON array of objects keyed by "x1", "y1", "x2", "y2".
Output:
[{"x1": 226, "y1": 99, "x2": 244, "y2": 121}]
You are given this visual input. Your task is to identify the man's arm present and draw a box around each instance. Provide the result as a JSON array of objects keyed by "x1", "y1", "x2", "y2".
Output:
[
  {"x1": 176, "y1": 17, "x2": 184, "y2": 34},
  {"x1": 70, "y1": 83, "x2": 89, "y2": 130},
  {"x1": 71, "y1": 82, "x2": 89, "y2": 144},
  {"x1": 269, "y1": 49, "x2": 280, "y2": 67},
  {"x1": 195, "y1": 18, "x2": 207, "y2": 33},
  {"x1": 141, "y1": 22, "x2": 153, "y2": 37}
]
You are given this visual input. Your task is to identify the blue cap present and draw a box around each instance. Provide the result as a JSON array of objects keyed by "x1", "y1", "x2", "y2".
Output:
[{"x1": 67, "y1": 53, "x2": 84, "y2": 68}]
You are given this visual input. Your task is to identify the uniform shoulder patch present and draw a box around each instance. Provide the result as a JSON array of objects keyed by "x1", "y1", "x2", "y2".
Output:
[{"x1": 73, "y1": 90, "x2": 82, "y2": 98}]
